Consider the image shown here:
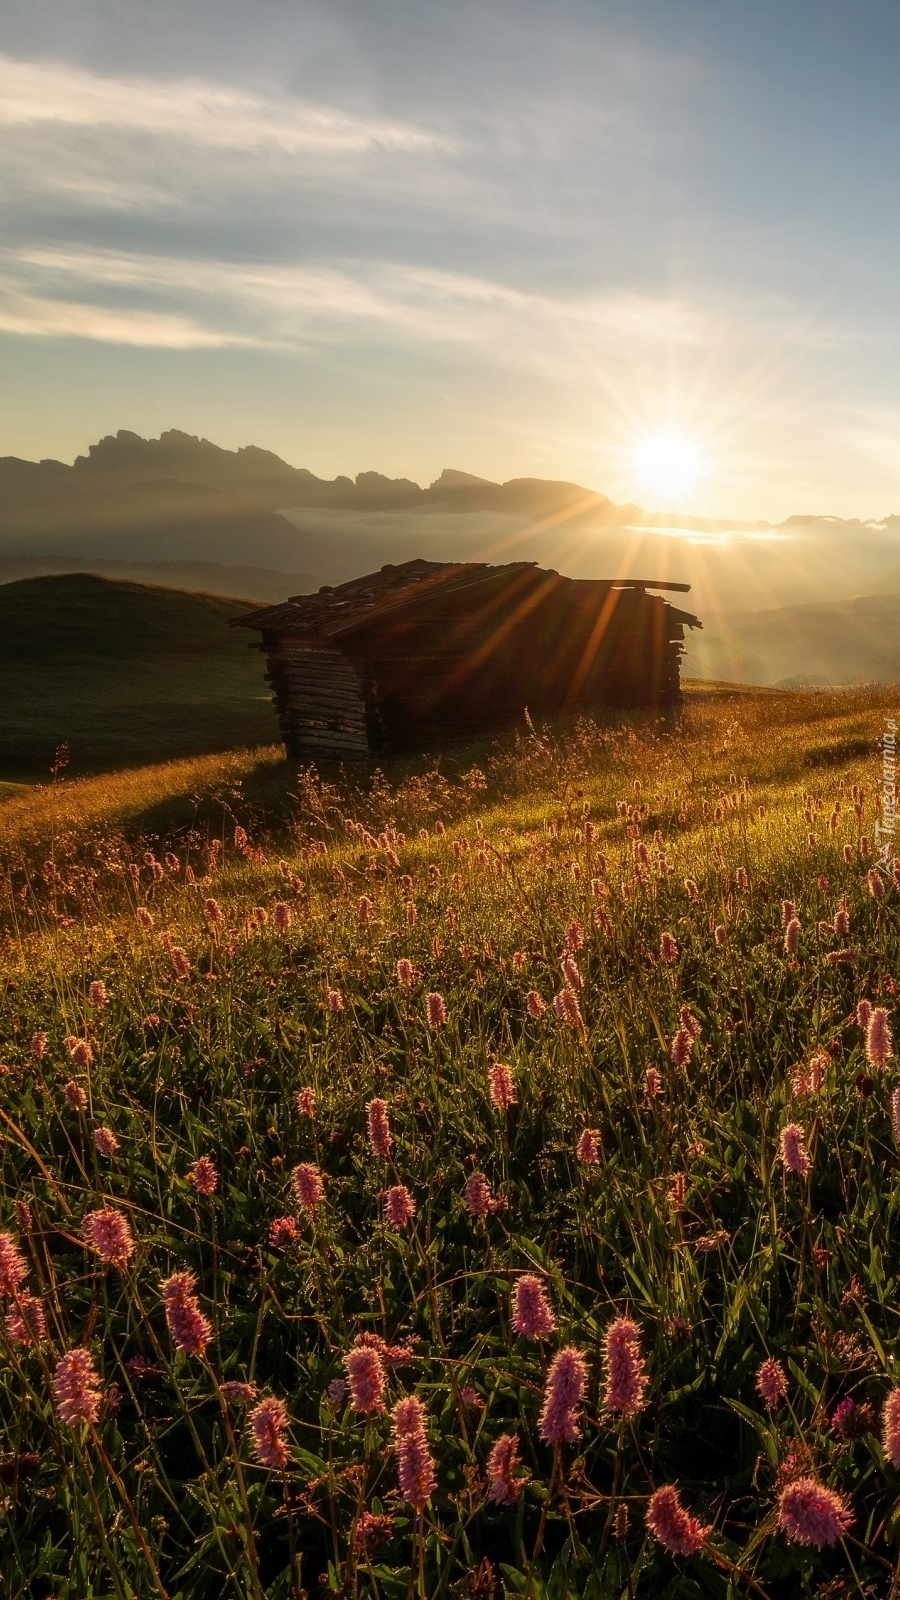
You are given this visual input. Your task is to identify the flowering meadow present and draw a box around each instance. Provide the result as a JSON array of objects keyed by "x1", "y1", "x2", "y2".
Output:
[{"x1": 1, "y1": 686, "x2": 900, "y2": 1599}]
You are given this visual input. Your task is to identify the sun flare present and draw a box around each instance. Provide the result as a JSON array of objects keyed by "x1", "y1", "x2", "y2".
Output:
[{"x1": 633, "y1": 431, "x2": 705, "y2": 499}]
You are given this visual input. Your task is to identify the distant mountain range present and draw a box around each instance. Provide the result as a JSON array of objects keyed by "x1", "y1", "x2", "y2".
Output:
[{"x1": 2, "y1": 428, "x2": 900, "y2": 621}]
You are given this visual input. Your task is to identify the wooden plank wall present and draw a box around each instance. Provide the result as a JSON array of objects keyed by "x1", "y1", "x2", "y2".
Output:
[{"x1": 261, "y1": 638, "x2": 369, "y2": 758}]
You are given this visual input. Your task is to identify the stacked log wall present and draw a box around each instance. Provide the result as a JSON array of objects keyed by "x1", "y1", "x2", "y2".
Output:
[{"x1": 261, "y1": 635, "x2": 368, "y2": 759}]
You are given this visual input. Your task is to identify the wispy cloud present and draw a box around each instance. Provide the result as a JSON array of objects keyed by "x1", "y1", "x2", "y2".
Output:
[
  {"x1": 1, "y1": 243, "x2": 712, "y2": 356},
  {"x1": 0, "y1": 53, "x2": 452, "y2": 156},
  {"x1": 0, "y1": 292, "x2": 251, "y2": 348}
]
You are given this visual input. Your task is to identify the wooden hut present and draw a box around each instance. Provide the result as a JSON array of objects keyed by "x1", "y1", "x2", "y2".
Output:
[{"x1": 232, "y1": 559, "x2": 700, "y2": 759}]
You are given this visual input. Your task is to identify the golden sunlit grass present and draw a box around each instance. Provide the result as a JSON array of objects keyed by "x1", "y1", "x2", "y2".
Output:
[{"x1": 0, "y1": 686, "x2": 895, "y2": 1597}]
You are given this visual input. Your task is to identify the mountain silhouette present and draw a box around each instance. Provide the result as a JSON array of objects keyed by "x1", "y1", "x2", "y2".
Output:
[{"x1": 2, "y1": 429, "x2": 899, "y2": 616}]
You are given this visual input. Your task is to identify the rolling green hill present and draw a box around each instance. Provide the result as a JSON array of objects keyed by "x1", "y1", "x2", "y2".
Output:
[{"x1": 0, "y1": 572, "x2": 276, "y2": 779}]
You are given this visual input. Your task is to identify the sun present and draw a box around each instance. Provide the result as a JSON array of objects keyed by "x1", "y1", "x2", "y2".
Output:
[{"x1": 633, "y1": 432, "x2": 705, "y2": 499}]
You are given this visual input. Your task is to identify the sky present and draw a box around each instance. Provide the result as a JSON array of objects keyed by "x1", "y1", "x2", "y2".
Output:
[{"x1": 0, "y1": 0, "x2": 899, "y2": 520}]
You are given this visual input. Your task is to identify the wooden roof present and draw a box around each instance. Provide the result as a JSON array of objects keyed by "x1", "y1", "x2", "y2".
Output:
[{"x1": 233, "y1": 559, "x2": 700, "y2": 640}]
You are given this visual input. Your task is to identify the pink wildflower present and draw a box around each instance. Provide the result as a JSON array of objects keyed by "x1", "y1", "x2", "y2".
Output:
[
  {"x1": 561, "y1": 955, "x2": 582, "y2": 991},
  {"x1": 204, "y1": 897, "x2": 224, "y2": 925},
  {"x1": 644, "y1": 1067, "x2": 662, "y2": 1099},
  {"x1": 30, "y1": 1031, "x2": 47, "y2": 1059},
  {"x1": 784, "y1": 918, "x2": 801, "y2": 955},
  {"x1": 327, "y1": 1377, "x2": 346, "y2": 1408},
  {"x1": 486, "y1": 1434, "x2": 523, "y2": 1506},
  {"x1": 780, "y1": 1123, "x2": 811, "y2": 1177},
  {"x1": 396, "y1": 957, "x2": 415, "y2": 988},
  {"x1": 392, "y1": 1395, "x2": 436, "y2": 1511},
  {"x1": 512, "y1": 1275, "x2": 555, "y2": 1340},
  {"x1": 54, "y1": 1348, "x2": 102, "y2": 1428},
  {"x1": 14, "y1": 1200, "x2": 32, "y2": 1233},
  {"x1": 357, "y1": 896, "x2": 373, "y2": 924},
  {"x1": 603, "y1": 1317, "x2": 647, "y2": 1416},
  {"x1": 82, "y1": 1208, "x2": 135, "y2": 1268},
  {"x1": 292, "y1": 1162, "x2": 324, "y2": 1212},
  {"x1": 88, "y1": 981, "x2": 107, "y2": 1008},
  {"x1": 464, "y1": 1170, "x2": 492, "y2": 1219},
  {"x1": 670, "y1": 1028, "x2": 692, "y2": 1066},
  {"x1": 857, "y1": 998, "x2": 872, "y2": 1029},
  {"x1": 93, "y1": 1127, "x2": 119, "y2": 1157},
  {"x1": 868, "y1": 869, "x2": 885, "y2": 900},
  {"x1": 756, "y1": 1357, "x2": 787, "y2": 1408},
  {"x1": 355, "y1": 1510, "x2": 394, "y2": 1551},
  {"x1": 892, "y1": 1086, "x2": 900, "y2": 1146},
  {"x1": 866, "y1": 1007, "x2": 892, "y2": 1069},
  {"x1": 576, "y1": 1127, "x2": 599, "y2": 1164},
  {"x1": 161, "y1": 1270, "x2": 212, "y2": 1357},
  {"x1": 539, "y1": 1346, "x2": 586, "y2": 1444},
  {"x1": 489, "y1": 1062, "x2": 516, "y2": 1111},
  {"x1": 526, "y1": 990, "x2": 546, "y2": 1017},
  {"x1": 220, "y1": 1376, "x2": 256, "y2": 1401},
  {"x1": 553, "y1": 987, "x2": 584, "y2": 1031},
  {"x1": 830, "y1": 1398, "x2": 857, "y2": 1438},
  {"x1": 366, "y1": 1098, "x2": 392, "y2": 1158},
  {"x1": 781, "y1": 899, "x2": 797, "y2": 928},
  {"x1": 384, "y1": 1186, "x2": 415, "y2": 1229},
  {"x1": 296, "y1": 1086, "x2": 315, "y2": 1117},
  {"x1": 714, "y1": 924, "x2": 726, "y2": 946},
  {"x1": 326, "y1": 988, "x2": 344, "y2": 1012},
  {"x1": 660, "y1": 932, "x2": 678, "y2": 964},
  {"x1": 250, "y1": 1396, "x2": 289, "y2": 1468},
  {"x1": 882, "y1": 1390, "x2": 900, "y2": 1467},
  {"x1": 777, "y1": 1477, "x2": 852, "y2": 1548},
  {"x1": 346, "y1": 1343, "x2": 385, "y2": 1414},
  {"x1": 6, "y1": 1292, "x2": 46, "y2": 1346},
  {"x1": 794, "y1": 1071, "x2": 817, "y2": 1105},
  {"x1": 272, "y1": 901, "x2": 291, "y2": 932},
  {"x1": 735, "y1": 866, "x2": 748, "y2": 890},
  {"x1": 64, "y1": 1080, "x2": 87, "y2": 1111},
  {"x1": 685, "y1": 878, "x2": 699, "y2": 900},
  {"x1": 269, "y1": 1216, "x2": 300, "y2": 1248},
  {"x1": 136, "y1": 906, "x2": 154, "y2": 928},
  {"x1": 171, "y1": 947, "x2": 191, "y2": 979},
  {"x1": 834, "y1": 901, "x2": 850, "y2": 937},
  {"x1": 646, "y1": 1484, "x2": 709, "y2": 1557},
  {"x1": 425, "y1": 992, "x2": 446, "y2": 1028},
  {"x1": 187, "y1": 1156, "x2": 218, "y2": 1195},
  {"x1": 253, "y1": 906, "x2": 268, "y2": 926},
  {"x1": 679, "y1": 1006, "x2": 701, "y2": 1038},
  {"x1": 565, "y1": 920, "x2": 584, "y2": 952},
  {"x1": 66, "y1": 1037, "x2": 93, "y2": 1069},
  {"x1": 0, "y1": 1233, "x2": 28, "y2": 1297}
]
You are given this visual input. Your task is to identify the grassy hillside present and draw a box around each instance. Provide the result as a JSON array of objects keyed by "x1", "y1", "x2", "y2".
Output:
[
  {"x1": 0, "y1": 555, "x2": 319, "y2": 602},
  {"x1": 0, "y1": 572, "x2": 277, "y2": 779},
  {"x1": 0, "y1": 687, "x2": 895, "y2": 1598}
]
